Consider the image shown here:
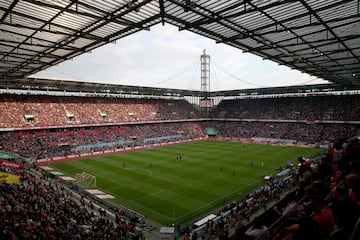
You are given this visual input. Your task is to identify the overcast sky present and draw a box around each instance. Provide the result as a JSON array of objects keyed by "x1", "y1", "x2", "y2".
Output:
[{"x1": 33, "y1": 23, "x2": 329, "y2": 91}]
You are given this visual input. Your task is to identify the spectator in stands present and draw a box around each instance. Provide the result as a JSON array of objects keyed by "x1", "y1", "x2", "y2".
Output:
[
  {"x1": 283, "y1": 188, "x2": 336, "y2": 239},
  {"x1": 297, "y1": 216, "x2": 322, "y2": 240},
  {"x1": 0, "y1": 173, "x2": 145, "y2": 240},
  {"x1": 0, "y1": 94, "x2": 201, "y2": 127},
  {"x1": 345, "y1": 173, "x2": 360, "y2": 205},
  {"x1": 245, "y1": 216, "x2": 270, "y2": 239},
  {"x1": 183, "y1": 232, "x2": 190, "y2": 240},
  {"x1": 311, "y1": 196, "x2": 335, "y2": 237},
  {"x1": 330, "y1": 185, "x2": 360, "y2": 240},
  {"x1": 233, "y1": 218, "x2": 246, "y2": 240}
]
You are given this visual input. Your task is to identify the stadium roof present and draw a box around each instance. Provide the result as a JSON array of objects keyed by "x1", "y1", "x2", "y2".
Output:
[
  {"x1": 1, "y1": 0, "x2": 360, "y2": 90},
  {"x1": 3, "y1": 77, "x2": 359, "y2": 98}
]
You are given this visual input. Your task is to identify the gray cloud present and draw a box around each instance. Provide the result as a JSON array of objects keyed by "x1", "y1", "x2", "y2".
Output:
[{"x1": 34, "y1": 24, "x2": 328, "y2": 90}]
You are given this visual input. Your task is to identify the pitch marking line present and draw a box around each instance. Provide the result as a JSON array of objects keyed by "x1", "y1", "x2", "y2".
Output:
[
  {"x1": 126, "y1": 167, "x2": 153, "y2": 176},
  {"x1": 174, "y1": 176, "x2": 269, "y2": 220}
]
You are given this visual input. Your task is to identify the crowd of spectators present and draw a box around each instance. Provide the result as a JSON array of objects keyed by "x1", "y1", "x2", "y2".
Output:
[
  {"x1": 212, "y1": 121, "x2": 357, "y2": 144},
  {"x1": 1, "y1": 93, "x2": 360, "y2": 240},
  {"x1": 181, "y1": 164, "x2": 298, "y2": 240},
  {"x1": 2, "y1": 93, "x2": 360, "y2": 129},
  {"x1": 2, "y1": 136, "x2": 358, "y2": 240},
  {"x1": 186, "y1": 136, "x2": 360, "y2": 240},
  {"x1": 0, "y1": 122, "x2": 205, "y2": 159},
  {"x1": 0, "y1": 172, "x2": 145, "y2": 240},
  {"x1": 0, "y1": 94, "x2": 200, "y2": 128},
  {"x1": 1, "y1": 118, "x2": 356, "y2": 160},
  {"x1": 1, "y1": 119, "x2": 356, "y2": 160},
  {"x1": 211, "y1": 95, "x2": 360, "y2": 121},
  {"x1": 232, "y1": 136, "x2": 360, "y2": 240}
]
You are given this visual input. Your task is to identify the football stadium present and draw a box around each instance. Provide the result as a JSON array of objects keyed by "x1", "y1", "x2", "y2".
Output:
[{"x1": 1, "y1": 1, "x2": 360, "y2": 240}]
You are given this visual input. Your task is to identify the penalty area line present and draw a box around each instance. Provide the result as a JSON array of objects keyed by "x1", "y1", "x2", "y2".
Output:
[{"x1": 125, "y1": 167, "x2": 153, "y2": 177}]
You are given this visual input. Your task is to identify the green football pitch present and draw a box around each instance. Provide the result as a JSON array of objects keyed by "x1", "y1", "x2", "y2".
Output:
[{"x1": 49, "y1": 140, "x2": 322, "y2": 226}]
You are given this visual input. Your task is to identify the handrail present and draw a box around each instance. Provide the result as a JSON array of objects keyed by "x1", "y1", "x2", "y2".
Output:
[
  {"x1": 350, "y1": 215, "x2": 360, "y2": 240},
  {"x1": 254, "y1": 195, "x2": 306, "y2": 240}
]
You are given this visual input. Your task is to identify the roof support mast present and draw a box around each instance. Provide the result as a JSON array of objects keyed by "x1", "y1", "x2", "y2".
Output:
[
  {"x1": 200, "y1": 49, "x2": 212, "y2": 116},
  {"x1": 200, "y1": 49, "x2": 210, "y2": 94}
]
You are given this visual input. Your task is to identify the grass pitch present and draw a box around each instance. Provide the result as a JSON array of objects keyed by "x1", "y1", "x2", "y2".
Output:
[{"x1": 49, "y1": 140, "x2": 322, "y2": 225}]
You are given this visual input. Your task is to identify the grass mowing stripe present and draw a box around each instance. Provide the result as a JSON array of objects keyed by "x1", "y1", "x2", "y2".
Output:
[{"x1": 50, "y1": 140, "x2": 322, "y2": 225}]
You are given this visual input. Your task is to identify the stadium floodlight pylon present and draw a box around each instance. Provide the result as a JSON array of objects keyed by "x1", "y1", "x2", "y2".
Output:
[{"x1": 74, "y1": 172, "x2": 96, "y2": 189}]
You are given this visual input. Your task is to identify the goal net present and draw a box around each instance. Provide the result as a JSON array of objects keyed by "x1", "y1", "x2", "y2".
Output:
[{"x1": 74, "y1": 172, "x2": 96, "y2": 188}]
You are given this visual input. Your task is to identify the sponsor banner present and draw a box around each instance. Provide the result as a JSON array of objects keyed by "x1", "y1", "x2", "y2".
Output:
[
  {"x1": 0, "y1": 128, "x2": 15, "y2": 132},
  {"x1": 0, "y1": 172, "x2": 20, "y2": 184},
  {"x1": 59, "y1": 176, "x2": 76, "y2": 181},
  {"x1": 96, "y1": 194, "x2": 115, "y2": 199},
  {"x1": 160, "y1": 227, "x2": 175, "y2": 234},
  {"x1": 194, "y1": 214, "x2": 217, "y2": 227},
  {"x1": 35, "y1": 137, "x2": 207, "y2": 165},
  {"x1": 39, "y1": 166, "x2": 53, "y2": 171},
  {"x1": 0, "y1": 152, "x2": 17, "y2": 159},
  {"x1": 0, "y1": 160, "x2": 24, "y2": 169},
  {"x1": 50, "y1": 171, "x2": 64, "y2": 175},
  {"x1": 37, "y1": 159, "x2": 48, "y2": 163},
  {"x1": 86, "y1": 189, "x2": 105, "y2": 195},
  {"x1": 199, "y1": 99, "x2": 214, "y2": 108}
]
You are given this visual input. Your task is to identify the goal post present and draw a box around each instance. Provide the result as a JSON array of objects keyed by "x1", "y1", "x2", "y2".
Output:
[{"x1": 74, "y1": 172, "x2": 96, "y2": 188}]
